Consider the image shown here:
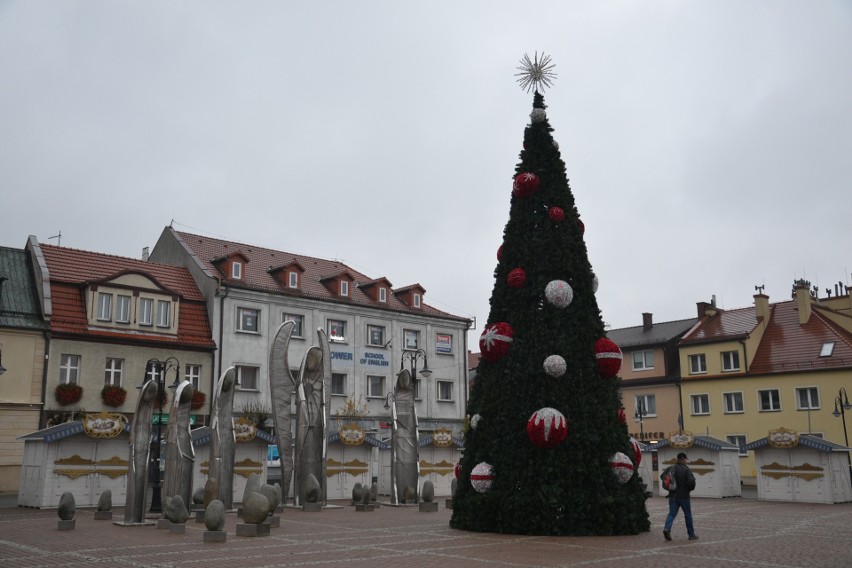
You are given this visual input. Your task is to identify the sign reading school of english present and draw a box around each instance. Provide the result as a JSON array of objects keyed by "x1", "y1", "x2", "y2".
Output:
[{"x1": 330, "y1": 349, "x2": 391, "y2": 368}]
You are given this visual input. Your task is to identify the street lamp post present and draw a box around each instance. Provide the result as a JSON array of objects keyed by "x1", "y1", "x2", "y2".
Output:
[
  {"x1": 832, "y1": 387, "x2": 852, "y2": 486},
  {"x1": 633, "y1": 399, "x2": 645, "y2": 441},
  {"x1": 400, "y1": 348, "x2": 433, "y2": 398},
  {"x1": 142, "y1": 357, "x2": 180, "y2": 513}
]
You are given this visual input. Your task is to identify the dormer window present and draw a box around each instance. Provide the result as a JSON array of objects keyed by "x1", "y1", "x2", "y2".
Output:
[
  {"x1": 232, "y1": 261, "x2": 242, "y2": 280},
  {"x1": 97, "y1": 292, "x2": 112, "y2": 321},
  {"x1": 288, "y1": 271, "x2": 298, "y2": 288},
  {"x1": 820, "y1": 342, "x2": 835, "y2": 357},
  {"x1": 157, "y1": 300, "x2": 171, "y2": 327},
  {"x1": 413, "y1": 293, "x2": 421, "y2": 308},
  {"x1": 379, "y1": 287, "x2": 387, "y2": 303},
  {"x1": 340, "y1": 281, "x2": 349, "y2": 297}
]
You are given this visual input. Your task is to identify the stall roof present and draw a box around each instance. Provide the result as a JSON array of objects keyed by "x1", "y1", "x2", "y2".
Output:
[
  {"x1": 191, "y1": 426, "x2": 276, "y2": 447},
  {"x1": 18, "y1": 421, "x2": 130, "y2": 443},
  {"x1": 655, "y1": 436, "x2": 740, "y2": 452},
  {"x1": 743, "y1": 434, "x2": 851, "y2": 453}
]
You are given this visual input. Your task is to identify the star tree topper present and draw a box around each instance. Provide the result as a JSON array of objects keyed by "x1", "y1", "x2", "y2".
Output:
[{"x1": 515, "y1": 51, "x2": 557, "y2": 93}]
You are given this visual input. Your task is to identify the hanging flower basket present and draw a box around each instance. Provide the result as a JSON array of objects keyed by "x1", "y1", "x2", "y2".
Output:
[
  {"x1": 190, "y1": 390, "x2": 206, "y2": 410},
  {"x1": 55, "y1": 383, "x2": 83, "y2": 406},
  {"x1": 101, "y1": 385, "x2": 127, "y2": 407}
]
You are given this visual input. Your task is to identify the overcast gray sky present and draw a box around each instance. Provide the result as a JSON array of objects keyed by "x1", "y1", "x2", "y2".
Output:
[{"x1": 2, "y1": 1, "x2": 851, "y2": 349}]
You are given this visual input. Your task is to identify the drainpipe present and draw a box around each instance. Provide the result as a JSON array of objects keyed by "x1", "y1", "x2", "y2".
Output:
[{"x1": 39, "y1": 333, "x2": 51, "y2": 429}]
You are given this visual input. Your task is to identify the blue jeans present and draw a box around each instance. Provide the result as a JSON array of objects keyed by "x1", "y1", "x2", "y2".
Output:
[{"x1": 664, "y1": 497, "x2": 695, "y2": 537}]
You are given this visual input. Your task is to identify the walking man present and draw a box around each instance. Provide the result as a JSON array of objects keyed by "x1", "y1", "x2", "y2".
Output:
[{"x1": 662, "y1": 451, "x2": 698, "y2": 541}]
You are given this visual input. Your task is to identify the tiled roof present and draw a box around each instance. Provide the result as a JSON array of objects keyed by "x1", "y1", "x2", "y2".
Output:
[
  {"x1": 749, "y1": 301, "x2": 852, "y2": 374},
  {"x1": 680, "y1": 306, "x2": 759, "y2": 344},
  {"x1": 468, "y1": 351, "x2": 482, "y2": 370},
  {"x1": 173, "y1": 230, "x2": 468, "y2": 322},
  {"x1": 41, "y1": 245, "x2": 214, "y2": 348},
  {"x1": 607, "y1": 317, "x2": 698, "y2": 348},
  {"x1": 0, "y1": 246, "x2": 47, "y2": 330}
]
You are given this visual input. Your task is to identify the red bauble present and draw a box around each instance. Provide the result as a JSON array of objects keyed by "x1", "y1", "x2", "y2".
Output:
[
  {"x1": 617, "y1": 407, "x2": 627, "y2": 424},
  {"x1": 548, "y1": 207, "x2": 565, "y2": 222},
  {"x1": 594, "y1": 338, "x2": 623, "y2": 378},
  {"x1": 454, "y1": 462, "x2": 462, "y2": 479},
  {"x1": 479, "y1": 322, "x2": 514, "y2": 362},
  {"x1": 526, "y1": 408, "x2": 568, "y2": 448},
  {"x1": 629, "y1": 437, "x2": 643, "y2": 466},
  {"x1": 497, "y1": 244, "x2": 503, "y2": 261},
  {"x1": 507, "y1": 267, "x2": 526, "y2": 288},
  {"x1": 578, "y1": 218, "x2": 585, "y2": 233},
  {"x1": 512, "y1": 172, "x2": 540, "y2": 197}
]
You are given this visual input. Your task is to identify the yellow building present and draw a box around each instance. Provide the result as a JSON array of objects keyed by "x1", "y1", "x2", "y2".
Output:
[{"x1": 679, "y1": 282, "x2": 852, "y2": 485}]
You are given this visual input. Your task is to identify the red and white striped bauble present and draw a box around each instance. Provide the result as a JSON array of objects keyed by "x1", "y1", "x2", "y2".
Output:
[
  {"x1": 629, "y1": 437, "x2": 642, "y2": 466},
  {"x1": 594, "y1": 338, "x2": 622, "y2": 378},
  {"x1": 610, "y1": 452, "x2": 634, "y2": 484},
  {"x1": 526, "y1": 407, "x2": 568, "y2": 448},
  {"x1": 470, "y1": 462, "x2": 494, "y2": 494},
  {"x1": 512, "y1": 172, "x2": 540, "y2": 197},
  {"x1": 479, "y1": 322, "x2": 513, "y2": 362}
]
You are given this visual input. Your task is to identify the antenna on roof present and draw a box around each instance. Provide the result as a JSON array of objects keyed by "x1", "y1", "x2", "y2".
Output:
[
  {"x1": 754, "y1": 284, "x2": 765, "y2": 294},
  {"x1": 48, "y1": 231, "x2": 62, "y2": 246}
]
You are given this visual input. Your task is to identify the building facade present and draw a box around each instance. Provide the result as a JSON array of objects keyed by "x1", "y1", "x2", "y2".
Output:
[{"x1": 149, "y1": 227, "x2": 472, "y2": 498}]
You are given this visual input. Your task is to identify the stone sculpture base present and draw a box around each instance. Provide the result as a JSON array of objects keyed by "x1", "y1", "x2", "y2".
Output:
[
  {"x1": 94, "y1": 511, "x2": 113, "y2": 520},
  {"x1": 355, "y1": 504, "x2": 374, "y2": 512},
  {"x1": 266, "y1": 516, "x2": 280, "y2": 528},
  {"x1": 236, "y1": 508, "x2": 244, "y2": 518},
  {"x1": 236, "y1": 523, "x2": 270, "y2": 537},
  {"x1": 445, "y1": 498, "x2": 453, "y2": 509},
  {"x1": 195, "y1": 510, "x2": 205, "y2": 523},
  {"x1": 58, "y1": 519, "x2": 75, "y2": 530},
  {"x1": 419, "y1": 502, "x2": 438, "y2": 513},
  {"x1": 157, "y1": 518, "x2": 172, "y2": 529},
  {"x1": 204, "y1": 530, "x2": 227, "y2": 543},
  {"x1": 170, "y1": 523, "x2": 186, "y2": 534},
  {"x1": 113, "y1": 520, "x2": 155, "y2": 527},
  {"x1": 303, "y1": 502, "x2": 322, "y2": 513}
]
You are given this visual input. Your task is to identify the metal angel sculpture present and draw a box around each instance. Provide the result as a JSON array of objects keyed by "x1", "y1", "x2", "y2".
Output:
[
  {"x1": 210, "y1": 367, "x2": 237, "y2": 509},
  {"x1": 163, "y1": 379, "x2": 195, "y2": 509},
  {"x1": 124, "y1": 378, "x2": 158, "y2": 524},
  {"x1": 269, "y1": 321, "x2": 331, "y2": 507},
  {"x1": 390, "y1": 368, "x2": 420, "y2": 503}
]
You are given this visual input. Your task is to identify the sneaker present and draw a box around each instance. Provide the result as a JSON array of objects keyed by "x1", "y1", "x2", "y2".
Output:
[
  {"x1": 689, "y1": 535, "x2": 699, "y2": 540},
  {"x1": 663, "y1": 530, "x2": 671, "y2": 541}
]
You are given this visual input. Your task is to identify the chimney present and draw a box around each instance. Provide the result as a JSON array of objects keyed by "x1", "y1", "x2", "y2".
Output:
[
  {"x1": 141, "y1": 247, "x2": 149, "y2": 261},
  {"x1": 794, "y1": 282, "x2": 812, "y2": 324},
  {"x1": 754, "y1": 293, "x2": 770, "y2": 322},
  {"x1": 642, "y1": 312, "x2": 653, "y2": 330},
  {"x1": 696, "y1": 301, "x2": 718, "y2": 318}
]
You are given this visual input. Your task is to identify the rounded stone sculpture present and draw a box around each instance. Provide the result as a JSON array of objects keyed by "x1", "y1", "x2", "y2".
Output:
[
  {"x1": 242, "y1": 473, "x2": 261, "y2": 504},
  {"x1": 305, "y1": 474, "x2": 322, "y2": 503},
  {"x1": 402, "y1": 486, "x2": 416, "y2": 503},
  {"x1": 259, "y1": 484, "x2": 279, "y2": 514},
  {"x1": 369, "y1": 482, "x2": 378, "y2": 503},
  {"x1": 242, "y1": 492, "x2": 270, "y2": 524},
  {"x1": 96, "y1": 489, "x2": 112, "y2": 512},
  {"x1": 192, "y1": 487, "x2": 205, "y2": 505},
  {"x1": 422, "y1": 481, "x2": 434, "y2": 503},
  {"x1": 361, "y1": 485, "x2": 370, "y2": 505},
  {"x1": 165, "y1": 495, "x2": 189, "y2": 524},
  {"x1": 205, "y1": 500, "x2": 226, "y2": 531},
  {"x1": 161, "y1": 496, "x2": 172, "y2": 518},
  {"x1": 58, "y1": 492, "x2": 76, "y2": 520},
  {"x1": 273, "y1": 483, "x2": 283, "y2": 506},
  {"x1": 352, "y1": 482, "x2": 363, "y2": 503},
  {"x1": 203, "y1": 478, "x2": 219, "y2": 508}
]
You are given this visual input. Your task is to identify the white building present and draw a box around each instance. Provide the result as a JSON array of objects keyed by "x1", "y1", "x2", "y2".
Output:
[{"x1": 149, "y1": 227, "x2": 471, "y2": 498}]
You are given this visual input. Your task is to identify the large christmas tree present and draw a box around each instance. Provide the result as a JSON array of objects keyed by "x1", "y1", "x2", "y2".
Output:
[{"x1": 451, "y1": 54, "x2": 650, "y2": 536}]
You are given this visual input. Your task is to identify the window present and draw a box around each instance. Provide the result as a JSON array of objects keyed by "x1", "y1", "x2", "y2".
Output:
[
  {"x1": 104, "y1": 358, "x2": 123, "y2": 386},
  {"x1": 139, "y1": 298, "x2": 153, "y2": 326},
  {"x1": 237, "y1": 307, "x2": 260, "y2": 333},
  {"x1": 236, "y1": 365, "x2": 259, "y2": 391},
  {"x1": 437, "y1": 380, "x2": 454, "y2": 401},
  {"x1": 403, "y1": 329, "x2": 419, "y2": 350},
  {"x1": 691, "y1": 394, "x2": 710, "y2": 415},
  {"x1": 723, "y1": 392, "x2": 744, "y2": 413},
  {"x1": 185, "y1": 364, "x2": 201, "y2": 389},
  {"x1": 820, "y1": 342, "x2": 835, "y2": 357},
  {"x1": 796, "y1": 387, "x2": 820, "y2": 410},
  {"x1": 726, "y1": 435, "x2": 748, "y2": 456},
  {"x1": 340, "y1": 281, "x2": 349, "y2": 297},
  {"x1": 331, "y1": 373, "x2": 346, "y2": 396},
  {"x1": 689, "y1": 354, "x2": 706, "y2": 374},
  {"x1": 758, "y1": 389, "x2": 781, "y2": 411},
  {"x1": 635, "y1": 394, "x2": 656, "y2": 416},
  {"x1": 367, "y1": 325, "x2": 385, "y2": 347},
  {"x1": 379, "y1": 287, "x2": 387, "y2": 303},
  {"x1": 722, "y1": 350, "x2": 740, "y2": 372},
  {"x1": 632, "y1": 350, "x2": 654, "y2": 371},
  {"x1": 156, "y1": 300, "x2": 171, "y2": 327},
  {"x1": 413, "y1": 293, "x2": 421, "y2": 308},
  {"x1": 116, "y1": 295, "x2": 131, "y2": 323},
  {"x1": 283, "y1": 313, "x2": 304, "y2": 337},
  {"x1": 328, "y1": 319, "x2": 346, "y2": 342},
  {"x1": 97, "y1": 292, "x2": 112, "y2": 321},
  {"x1": 288, "y1": 272, "x2": 298, "y2": 288},
  {"x1": 367, "y1": 375, "x2": 385, "y2": 398},
  {"x1": 232, "y1": 261, "x2": 242, "y2": 279},
  {"x1": 59, "y1": 355, "x2": 80, "y2": 384}
]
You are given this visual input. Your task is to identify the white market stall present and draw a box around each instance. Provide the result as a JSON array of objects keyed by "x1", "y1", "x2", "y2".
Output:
[
  {"x1": 636, "y1": 441, "x2": 654, "y2": 492},
  {"x1": 18, "y1": 414, "x2": 130, "y2": 508},
  {"x1": 743, "y1": 428, "x2": 852, "y2": 504},
  {"x1": 656, "y1": 433, "x2": 742, "y2": 498}
]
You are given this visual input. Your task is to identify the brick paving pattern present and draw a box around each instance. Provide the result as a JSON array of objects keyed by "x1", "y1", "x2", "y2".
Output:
[{"x1": 1, "y1": 495, "x2": 850, "y2": 567}]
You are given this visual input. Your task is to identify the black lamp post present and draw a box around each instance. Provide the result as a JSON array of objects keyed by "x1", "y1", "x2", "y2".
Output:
[
  {"x1": 141, "y1": 357, "x2": 180, "y2": 513},
  {"x1": 634, "y1": 399, "x2": 645, "y2": 441},
  {"x1": 400, "y1": 348, "x2": 432, "y2": 399},
  {"x1": 832, "y1": 387, "x2": 852, "y2": 486}
]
